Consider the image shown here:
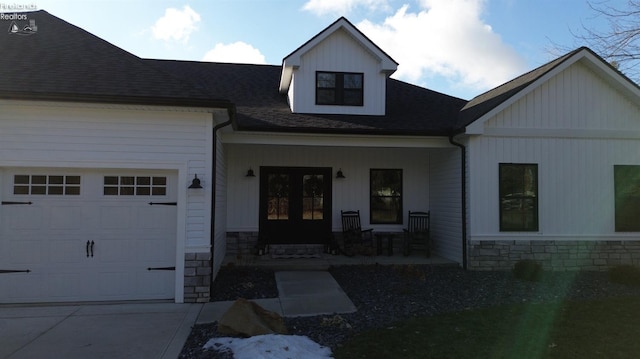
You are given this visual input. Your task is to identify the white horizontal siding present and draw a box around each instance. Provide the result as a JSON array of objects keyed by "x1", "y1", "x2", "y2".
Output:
[
  {"x1": 0, "y1": 101, "x2": 215, "y2": 251},
  {"x1": 225, "y1": 144, "x2": 432, "y2": 232},
  {"x1": 469, "y1": 60, "x2": 640, "y2": 241},
  {"x1": 291, "y1": 29, "x2": 386, "y2": 115}
]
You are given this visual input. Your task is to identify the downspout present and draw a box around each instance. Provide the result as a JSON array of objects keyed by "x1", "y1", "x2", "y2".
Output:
[
  {"x1": 449, "y1": 133, "x2": 468, "y2": 270},
  {"x1": 209, "y1": 106, "x2": 235, "y2": 299}
]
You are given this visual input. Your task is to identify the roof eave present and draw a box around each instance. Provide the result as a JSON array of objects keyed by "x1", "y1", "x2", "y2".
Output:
[
  {"x1": 279, "y1": 17, "x2": 398, "y2": 93},
  {"x1": 0, "y1": 91, "x2": 234, "y2": 110}
]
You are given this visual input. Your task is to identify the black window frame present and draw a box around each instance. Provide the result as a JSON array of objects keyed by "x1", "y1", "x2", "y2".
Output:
[
  {"x1": 614, "y1": 165, "x2": 640, "y2": 232},
  {"x1": 315, "y1": 71, "x2": 363, "y2": 106},
  {"x1": 499, "y1": 163, "x2": 539, "y2": 232},
  {"x1": 370, "y1": 169, "x2": 402, "y2": 224}
]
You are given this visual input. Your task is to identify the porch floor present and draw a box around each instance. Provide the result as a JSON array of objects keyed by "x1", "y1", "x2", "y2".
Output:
[{"x1": 221, "y1": 252, "x2": 459, "y2": 271}]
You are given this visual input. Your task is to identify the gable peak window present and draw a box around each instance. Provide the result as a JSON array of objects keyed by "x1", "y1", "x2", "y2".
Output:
[{"x1": 316, "y1": 71, "x2": 363, "y2": 106}]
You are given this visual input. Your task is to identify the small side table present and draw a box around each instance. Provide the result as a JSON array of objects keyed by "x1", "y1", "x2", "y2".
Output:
[{"x1": 375, "y1": 233, "x2": 394, "y2": 256}]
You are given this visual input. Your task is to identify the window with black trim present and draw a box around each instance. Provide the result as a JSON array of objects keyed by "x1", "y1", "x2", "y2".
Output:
[
  {"x1": 103, "y1": 176, "x2": 167, "y2": 196},
  {"x1": 370, "y1": 169, "x2": 402, "y2": 224},
  {"x1": 13, "y1": 175, "x2": 81, "y2": 195},
  {"x1": 614, "y1": 165, "x2": 640, "y2": 231},
  {"x1": 499, "y1": 163, "x2": 538, "y2": 231},
  {"x1": 316, "y1": 71, "x2": 363, "y2": 106}
]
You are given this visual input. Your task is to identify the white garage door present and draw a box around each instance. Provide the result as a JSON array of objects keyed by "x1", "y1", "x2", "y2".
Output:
[{"x1": 0, "y1": 168, "x2": 177, "y2": 303}]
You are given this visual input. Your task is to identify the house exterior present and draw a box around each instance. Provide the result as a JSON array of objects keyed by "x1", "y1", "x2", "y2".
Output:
[
  {"x1": 1, "y1": 11, "x2": 639, "y2": 304},
  {"x1": 458, "y1": 48, "x2": 640, "y2": 271}
]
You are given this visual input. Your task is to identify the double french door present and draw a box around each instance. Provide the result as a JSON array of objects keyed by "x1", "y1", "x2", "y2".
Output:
[{"x1": 259, "y1": 167, "x2": 332, "y2": 244}]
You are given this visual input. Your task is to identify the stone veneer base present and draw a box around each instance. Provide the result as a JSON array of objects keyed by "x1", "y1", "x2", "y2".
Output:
[
  {"x1": 184, "y1": 252, "x2": 211, "y2": 303},
  {"x1": 469, "y1": 239, "x2": 640, "y2": 271}
]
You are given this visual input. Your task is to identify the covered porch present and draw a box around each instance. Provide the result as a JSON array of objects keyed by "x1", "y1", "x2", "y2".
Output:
[{"x1": 218, "y1": 131, "x2": 465, "y2": 269}]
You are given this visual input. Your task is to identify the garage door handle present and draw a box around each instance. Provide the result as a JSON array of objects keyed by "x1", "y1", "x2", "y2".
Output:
[
  {"x1": 147, "y1": 266, "x2": 176, "y2": 271},
  {"x1": 0, "y1": 269, "x2": 31, "y2": 274},
  {"x1": 86, "y1": 240, "x2": 95, "y2": 257}
]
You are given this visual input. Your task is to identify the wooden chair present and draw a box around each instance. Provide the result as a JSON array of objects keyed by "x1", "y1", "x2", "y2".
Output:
[
  {"x1": 403, "y1": 211, "x2": 431, "y2": 257},
  {"x1": 341, "y1": 210, "x2": 374, "y2": 256}
]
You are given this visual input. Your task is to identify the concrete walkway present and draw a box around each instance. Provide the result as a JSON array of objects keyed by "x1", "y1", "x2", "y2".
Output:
[
  {"x1": 1, "y1": 271, "x2": 355, "y2": 358},
  {"x1": 198, "y1": 270, "x2": 357, "y2": 323},
  {"x1": 0, "y1": 302, "x2": 200, "y2": 359}
]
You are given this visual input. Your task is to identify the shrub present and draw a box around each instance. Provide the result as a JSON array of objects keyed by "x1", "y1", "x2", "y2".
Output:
[
  {"x1": 608, "y1": 265, "x2": 640, "y2": 286},
  {"x1": 512, "y1": 259, "x2": 543, "y2": 282}
]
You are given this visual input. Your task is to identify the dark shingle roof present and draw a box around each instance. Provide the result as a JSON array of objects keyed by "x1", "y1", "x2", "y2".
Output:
[
  {"x1": 14, "y1": 10, "x2": 607, "y2": 137},
  {"x1": 146, "y1": 59, "x2": 468, "y2": 135},
  {"x1": 0, "y1": 10, "x2": 230, "y2": 108},
  {"x1": 0, "y1": 10, "x2": 466, "y2": 135}
]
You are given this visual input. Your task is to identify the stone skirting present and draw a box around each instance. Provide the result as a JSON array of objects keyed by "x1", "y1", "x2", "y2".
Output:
[
  {"x1": 226, "y1": 231, "x2": 260, "y2": 256},
  {"x1": 226, "y1": 231, "x2": 331, "y2": 256},
  {"x1": 184, "y1": 252, "x2": 211, "y2": 303},
  {"x1": 270, "y1": 244, "x2": 325, "y2": 258},
  {"x1": 224, "y1": 231, "x2": 402, "y2": 257},
  {"x1": 469, "y1": 239, "x2": 640, "y2": 271}
]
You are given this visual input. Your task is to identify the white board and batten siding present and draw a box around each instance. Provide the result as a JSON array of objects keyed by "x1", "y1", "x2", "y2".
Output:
[
  {"x1": 429, "y1": 149, "x2": 463, "y2": 263},
  {"x1": 0, "y1": 100, "x2": 221, "y2": 302},
  {"x1": 289, "y1": 28, "x2": 387, "y2": 115},
  {"x1": 467, "y1": 61, "x2": 640, "y2": 241},
  {"x1": 212, "y1": 133, "x2": 228, "y2": 276}
]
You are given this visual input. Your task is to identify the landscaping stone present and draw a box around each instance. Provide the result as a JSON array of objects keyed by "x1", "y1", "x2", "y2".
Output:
[{"x1": 217, "y1": 298, "x2": 287, "y2": 337}]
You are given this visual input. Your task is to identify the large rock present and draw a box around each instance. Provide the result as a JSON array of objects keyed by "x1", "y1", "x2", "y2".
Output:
[{"x1": 217, "y1": 298, "x2": 288, "y2": 337}]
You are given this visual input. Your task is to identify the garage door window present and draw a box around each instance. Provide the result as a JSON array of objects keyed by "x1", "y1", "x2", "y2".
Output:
[
  {"x1": 103, "y1": 176, "x2": 167, "y2": 196},
  {"x1": 13, "y1": 175, "x2": 81, "y2": 195}
]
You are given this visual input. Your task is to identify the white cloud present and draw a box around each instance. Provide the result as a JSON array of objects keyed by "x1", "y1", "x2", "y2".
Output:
[
  {"x1": 202, "y1": 42, "x2": 267, "y2": 64},
  {"x1": 356, "y1": 0, "x2": 528, "y2": 95},
  {"x1": 151, "y1": 5, "x2": 201, "y2": 43},
  {"x1": 302, "y1": 0, "x2": 391, "y2": 16}
]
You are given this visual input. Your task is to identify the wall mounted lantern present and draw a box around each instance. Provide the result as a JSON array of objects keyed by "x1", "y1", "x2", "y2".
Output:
[
  {"x1": 336, "y1": 168, "x2": 345, "y2": 179},
  {"x1": 188, "y1": 174, "x2": 203, "y2": 189},
  {"x1": 246, "y1": 167, "x2": 256, "y2": 177}
]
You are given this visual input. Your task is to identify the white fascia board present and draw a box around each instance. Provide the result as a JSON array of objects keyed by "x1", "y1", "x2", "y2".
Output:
[
  {"x1": 281, "y1": 18, "x2": 397, "y2": 74},
  {"x1": 465, "y1": 50, "x2": 587, "y2": 135},
  {"x1": 580, "y1": 52, "x2": 640, "y2": 101},
  {"x1": 0, "y1": 98, "x2": 225, "y2": 114},
  {"x1": 221, "y1": 131, "x2": 453, "y2": 148},
  {"x1": 466, "y1": 49, "x2": 640, "y2": 135},
  {"x1": 278, "y1": 62, "x2": 295, "y2": 93}
]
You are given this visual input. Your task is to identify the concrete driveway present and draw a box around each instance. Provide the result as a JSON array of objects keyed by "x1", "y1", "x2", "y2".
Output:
[{"x1": 0, "y1": 302, "x2": 201, "y2": 359}]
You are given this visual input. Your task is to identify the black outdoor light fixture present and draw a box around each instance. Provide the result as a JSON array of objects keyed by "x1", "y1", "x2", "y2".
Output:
[
  {"x1": 336, "y1": 168, "x2": 345, "y2": 179},
  {"x1": 188, "y1": 174, "x2": 203, "y2": 189},
  {"x1": 246, "y1": 167, "x2": 256, "y2": 177}
]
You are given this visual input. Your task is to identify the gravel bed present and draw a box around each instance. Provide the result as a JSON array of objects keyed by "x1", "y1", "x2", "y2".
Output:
[{"x1": 179, "y1": 264, "x2": 640, "y2": 358}]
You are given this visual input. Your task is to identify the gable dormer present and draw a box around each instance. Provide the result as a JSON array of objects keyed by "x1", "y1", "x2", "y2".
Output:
[{"x1": 279, "y1": 17, "x2": 398, "y2": 116}]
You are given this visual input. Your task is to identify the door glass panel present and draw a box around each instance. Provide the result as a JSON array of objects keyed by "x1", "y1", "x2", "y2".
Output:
[
  {"x1": 267, "y1": 174, "x2": 289, "y2": 220},
  {"x1": 303, "y1": 175, "x2": 324, "y2": 220}
]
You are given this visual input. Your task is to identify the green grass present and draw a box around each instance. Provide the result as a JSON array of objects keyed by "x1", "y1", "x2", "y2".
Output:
[{"x1": 334, "y1": 296, "x2": 640, "y2": 359}]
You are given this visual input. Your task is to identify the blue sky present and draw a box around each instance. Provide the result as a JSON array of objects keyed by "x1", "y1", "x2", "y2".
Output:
[{"x1": 8, "y1": 0, "x2": 613, "y2": 99}]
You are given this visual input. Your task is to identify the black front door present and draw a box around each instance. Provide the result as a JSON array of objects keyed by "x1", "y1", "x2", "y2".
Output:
[{"x1": 259, "y1": 167, "x2": 332, "y2": 244}]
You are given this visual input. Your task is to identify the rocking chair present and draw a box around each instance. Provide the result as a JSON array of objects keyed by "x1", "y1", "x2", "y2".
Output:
[
  {"x1": 341, "y1": 210, "x2": 374, "y2": 256},
  {"x1": 403, "y1": 211, "x2": 431, "y2": 257}
]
